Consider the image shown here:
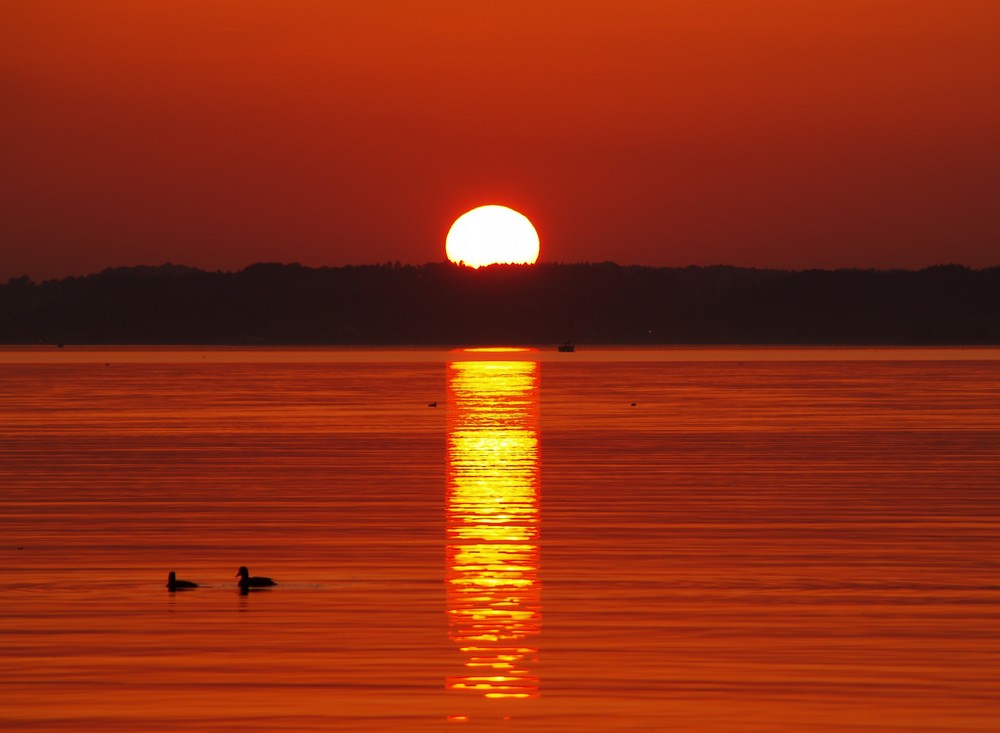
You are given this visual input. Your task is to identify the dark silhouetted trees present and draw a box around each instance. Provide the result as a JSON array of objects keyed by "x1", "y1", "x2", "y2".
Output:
[{"x1": 2, "y1": 262, "x2": 998, "y2": 345}]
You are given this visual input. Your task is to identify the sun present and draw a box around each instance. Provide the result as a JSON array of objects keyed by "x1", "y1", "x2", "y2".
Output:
[{"x1": 446, "y1": 205, "x2": 540, "y2": 268}]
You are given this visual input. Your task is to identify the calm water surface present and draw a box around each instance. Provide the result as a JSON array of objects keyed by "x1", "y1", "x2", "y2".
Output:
[{"x1": 1, "y1": 347, "x2": 998, "y2": 731}]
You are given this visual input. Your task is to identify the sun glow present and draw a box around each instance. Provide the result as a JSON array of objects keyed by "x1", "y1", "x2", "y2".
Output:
[{"x1": 446, "y1": 205, "x2": 540, "y2": 268}]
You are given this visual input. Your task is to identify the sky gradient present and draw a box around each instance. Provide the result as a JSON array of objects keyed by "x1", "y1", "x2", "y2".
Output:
[{"x1": 2, "y1": 1, "x2": 998, "y2": 280}]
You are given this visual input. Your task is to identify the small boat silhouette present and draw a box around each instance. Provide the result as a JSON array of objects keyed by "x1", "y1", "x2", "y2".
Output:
[
  {"x1": 557, "y1": 340, "x2": 575, "y2": 353},
  {"x1": 236, "y1": 566, "x2": 276, "y2": 592},
  {"x1": 166, "y1": 571, "x2": 198, "y2": 591}
]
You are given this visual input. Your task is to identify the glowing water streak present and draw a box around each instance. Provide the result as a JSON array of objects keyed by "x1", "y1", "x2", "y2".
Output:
[{"x1": 445, "y1": 357, "x2": 541, "y2": 699}]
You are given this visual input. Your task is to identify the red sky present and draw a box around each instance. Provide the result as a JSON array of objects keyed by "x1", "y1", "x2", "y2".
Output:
[{"x1": 2, "y1": 1, "x2": 998, "y2": 280}]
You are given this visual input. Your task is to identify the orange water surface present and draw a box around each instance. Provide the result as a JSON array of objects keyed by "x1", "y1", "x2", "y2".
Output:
[{"x1": 1, "y1": 347, "x2": 998, "y2": 731}]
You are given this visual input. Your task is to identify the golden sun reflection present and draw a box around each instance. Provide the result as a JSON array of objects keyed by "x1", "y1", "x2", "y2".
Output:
[{"x1": 446, "y1": 356, "x2": 541, "y2": 700}]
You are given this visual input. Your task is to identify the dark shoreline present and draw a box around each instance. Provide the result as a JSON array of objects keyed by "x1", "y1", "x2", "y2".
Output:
[{"x1": 3, "y1": 261, "x2": 999, "y2": 346}]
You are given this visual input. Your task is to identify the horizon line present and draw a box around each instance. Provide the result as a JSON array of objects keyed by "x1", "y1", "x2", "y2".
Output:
[{"x1": 6, "y1": 259, "x2": 999, "y2": 285}]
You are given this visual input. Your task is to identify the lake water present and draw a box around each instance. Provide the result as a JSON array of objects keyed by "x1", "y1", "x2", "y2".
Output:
[{"x1": 1, "y1": 347, "x2": 999, "y2": 732}]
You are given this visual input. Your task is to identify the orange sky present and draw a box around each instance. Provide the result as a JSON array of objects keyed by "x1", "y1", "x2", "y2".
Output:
[{"x1": 2, "y1": 1, "x2": 998, "y2": 279}]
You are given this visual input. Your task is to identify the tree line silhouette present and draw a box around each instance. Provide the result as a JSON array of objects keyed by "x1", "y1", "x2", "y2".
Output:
[{"x1": 2, "y1": 261, "x2": 998, "y2": 345}]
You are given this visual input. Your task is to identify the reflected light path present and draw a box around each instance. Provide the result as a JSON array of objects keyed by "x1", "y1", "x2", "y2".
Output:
[{"x1": 445, "y1": 355, "x2": 541, "y2": 700}]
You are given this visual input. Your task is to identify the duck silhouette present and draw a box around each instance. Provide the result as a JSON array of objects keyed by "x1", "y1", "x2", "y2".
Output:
[
  {"x1": 236, "y1": 566, "x2": 276, "y2": 592},
  {"x1": 166, "y1": 571, "x2": 198, "y2": 591}
]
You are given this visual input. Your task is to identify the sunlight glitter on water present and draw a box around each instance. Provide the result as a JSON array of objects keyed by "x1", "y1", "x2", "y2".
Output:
[{"x1": 446, "y1": 359, "x2": 542, "y2": 702}]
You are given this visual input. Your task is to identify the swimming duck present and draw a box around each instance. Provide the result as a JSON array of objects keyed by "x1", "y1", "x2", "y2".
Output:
[
  {"x1": 166, "y1": 571, "x2": 198, "y2": 591},
  {"x1": 236, "y1": 566, "x2": 276, "y2": 591}
]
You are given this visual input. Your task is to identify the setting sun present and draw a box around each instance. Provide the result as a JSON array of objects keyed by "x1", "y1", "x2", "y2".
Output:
[{"x1": 446, "y1": 205, "x2": 540, "y2": 268}]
